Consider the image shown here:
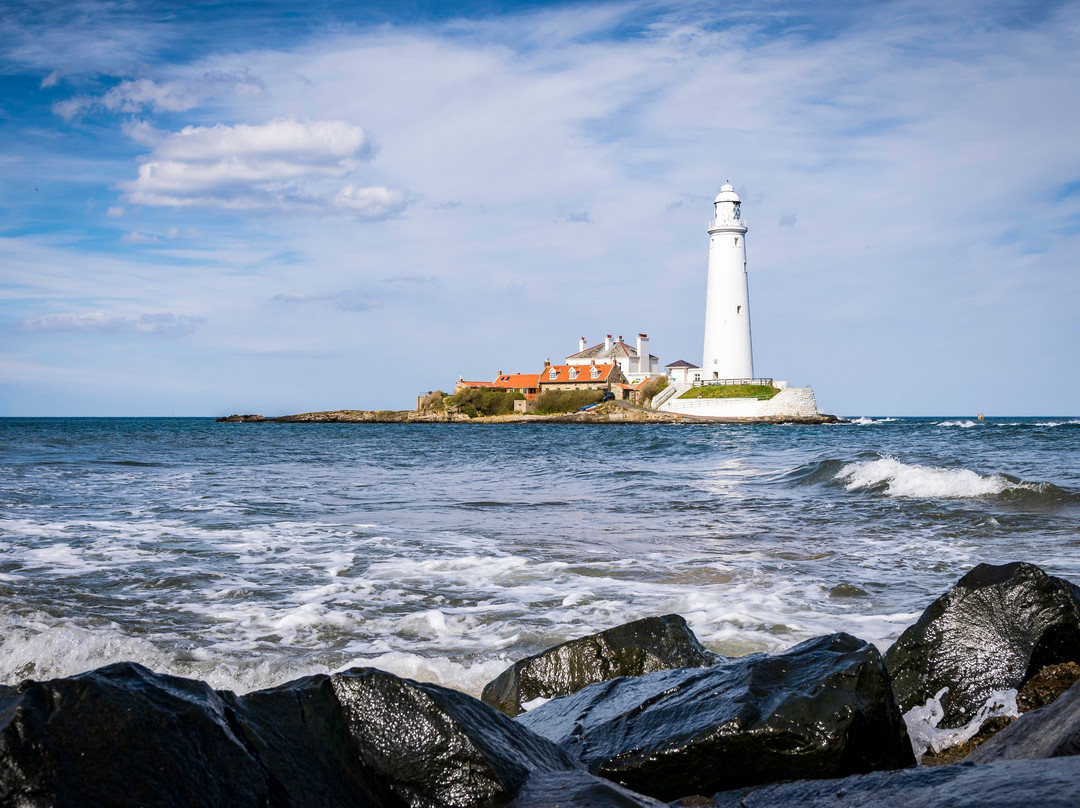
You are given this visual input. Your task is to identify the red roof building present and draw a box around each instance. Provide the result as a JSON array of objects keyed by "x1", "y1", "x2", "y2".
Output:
[
  {"x1": 492, "y1": 373, "x2": 542, "y2": 400},
  {"x1": 538, "y1": 362, "x2": 627, "y2": 391}
]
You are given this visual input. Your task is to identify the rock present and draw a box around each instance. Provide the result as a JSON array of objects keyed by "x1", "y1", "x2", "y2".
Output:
[
  {"x1": 883, "y1": 562, "x2": 1080, "y2": 728},
  {"x1": 967, "y1": 678, "x2": 1080, "y2": 762},
  {"x1": 482, "y1": 614, "x2": 719, "y2": 717},
  {"x1": 517, "y1": 632, "x2": 914, "y2": 800},
  {"x1": 709, "y1": 756, "x2": 1080, "y2": 808},
  {"x1": 1017, "y1": 661, "x2": 1080, "y2": 712},
  {"x1": 1, "y1": 661, "x2": 643, "y2": 808},
  {"x1": 216, "y1": 414, "x2": 267, "y2": 422},
  {"x1": 0, "y1": 662, "x2": 273, "y2": 808},
  {"x1": 507, "y1": 770, "x2": 667, "y2": 808}
]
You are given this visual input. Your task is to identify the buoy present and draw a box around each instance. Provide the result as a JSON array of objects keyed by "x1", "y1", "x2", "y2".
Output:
[{"x1": 977, "y1": 413, "x2": 985, "y2": 421}]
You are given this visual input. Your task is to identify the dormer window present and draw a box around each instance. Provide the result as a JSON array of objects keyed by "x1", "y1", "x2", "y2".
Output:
[
  {"x1": 590, "y1": 366, "x2": 600, "y2": 379},
  {"x1": 568, "y1": 368, "x2": 579, "y2": 380},
  {"x1": 548, "y1": 367, "x2": 558, "y2": 380}
]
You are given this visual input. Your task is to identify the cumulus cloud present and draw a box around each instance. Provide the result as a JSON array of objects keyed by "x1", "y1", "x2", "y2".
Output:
[
  {"x1": 19, "y1": 312, "x2": 203, "y2": 337},
  {"x1": 117, "y1": 117, "x2": 404, "y2": 215},
  {"x1": 333, "y1": 184, "x2": 406, "y2": 217}
]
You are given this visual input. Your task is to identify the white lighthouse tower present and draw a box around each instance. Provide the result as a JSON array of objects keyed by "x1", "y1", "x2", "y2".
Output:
[{"x1": 702, "y1": 182, "x2": 754, "y2": 380}]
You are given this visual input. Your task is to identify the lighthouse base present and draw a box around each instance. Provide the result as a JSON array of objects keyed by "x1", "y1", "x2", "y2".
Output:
[{"x1": 657, "y1": 384, "x2": 821, "y2": 420}]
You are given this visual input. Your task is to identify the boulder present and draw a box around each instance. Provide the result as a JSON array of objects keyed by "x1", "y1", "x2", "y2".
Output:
[
  {"x1": 482, "y1": 614, "x2": 718, "y2": 717},
  {"x1": 517, "y1": 632, "x2": 914, "y2": 800},
  {"x1": 968, "y1": 678, "x2": 1080, "y2": 762},
  {"x1": 0, "y1": 661, "x2": 655, "y2": 808},
  {"x1": 709, "y1": 756, "x2": 1080, "y2": 808},
  {"x1": 883, "y1": 562, "x2": 1080, "y2": 728},
  {"x1": 0, "y1": 662, "x2": 275, "y2": 808}
]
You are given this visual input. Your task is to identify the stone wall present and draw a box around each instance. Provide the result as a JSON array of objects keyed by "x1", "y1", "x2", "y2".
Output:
[{"x1": 657, "y1": 386, "x2": 820, "y2": 419}]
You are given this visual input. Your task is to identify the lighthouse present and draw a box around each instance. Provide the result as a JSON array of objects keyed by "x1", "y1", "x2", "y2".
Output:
[{"x1": 702, "y1": 182, "x2": 753, "y2": 380}]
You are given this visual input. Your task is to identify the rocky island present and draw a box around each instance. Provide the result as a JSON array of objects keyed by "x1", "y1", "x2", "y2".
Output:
[{"x1": 217, "y1": 400, "x2": 840, "y2": 425}]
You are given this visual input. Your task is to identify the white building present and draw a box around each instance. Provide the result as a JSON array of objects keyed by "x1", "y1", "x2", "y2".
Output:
[
  {"x1": 702, "y1": 182, "x2": 754, "y2": 381},
  {"x1": 566, "y1": 334, "x2": 659, "y2": 384}
]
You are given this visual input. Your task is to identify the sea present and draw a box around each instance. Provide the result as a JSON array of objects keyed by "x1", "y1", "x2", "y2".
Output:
[{"x1": 2, "y1": 416, "x2": 1079, "y2": 700}]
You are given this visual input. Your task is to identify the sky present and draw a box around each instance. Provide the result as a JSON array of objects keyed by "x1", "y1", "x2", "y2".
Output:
[{"x1": 2, "y1": 0, "x2": 1078, "y2": 417}]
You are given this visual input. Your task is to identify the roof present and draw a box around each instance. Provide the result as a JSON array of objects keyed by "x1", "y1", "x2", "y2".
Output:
[
  {"x1": 458, "y1": 380, "x2": 495, "y2": 388},
  {"x1": 567, "y1": 340, "x2": 637, "y2": 361},
  {"x1": 492, "y1": 373, "x2": 541, "y2": 389},
  {"x1": 540, "y1": 363, "x2": 616, "y2": 384},
  {"x1": 714, "y1": 182, "x2": 740, "y2": 204},
  {"x1": 664, "y1": 359, "x2": 700, "y2": 369}
]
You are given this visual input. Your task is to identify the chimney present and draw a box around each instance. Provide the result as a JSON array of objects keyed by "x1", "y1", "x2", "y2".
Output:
[
  {"x1": 579, "y1": 336, "x2": 586, "y2": 352},
  {"x1": 544, "y1": 358, "x2": 550, "y2": 368},
  {"x1": 604, "y1": 334, "x2": 613, "y2": 351},
  {"x1": 637, "y1": 333, "x2": 649, "y2": 374}
]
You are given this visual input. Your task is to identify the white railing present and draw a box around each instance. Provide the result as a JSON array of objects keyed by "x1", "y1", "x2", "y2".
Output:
[{"x1": 650, "y1": 384, "x2": 680, "y2": 409}]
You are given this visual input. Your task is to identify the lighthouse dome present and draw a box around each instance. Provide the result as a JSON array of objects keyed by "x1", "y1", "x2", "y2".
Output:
[{"x1": 714, "y1": 182, "x2": 740, "y2": 204}]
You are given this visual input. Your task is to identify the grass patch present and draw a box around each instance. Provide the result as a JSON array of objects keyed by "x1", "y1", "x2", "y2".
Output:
[
  {"x1": 444, "y1": 388, "x2": 524, "y2": 417},
  {"x1": 534, "y1": 389, "x2": 604, "y2": 414},
  {"x1": 678, "y1": 384, "x2": 780, "y2": 400}
]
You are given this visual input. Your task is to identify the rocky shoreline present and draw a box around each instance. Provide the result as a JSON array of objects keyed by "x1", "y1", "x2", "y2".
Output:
[
  {"x1": 4, "y1": 561, "x2": 1077, "y2": 807},
  {"x1": 217, "y1": 401, "x2": 841, "y2": 425}
]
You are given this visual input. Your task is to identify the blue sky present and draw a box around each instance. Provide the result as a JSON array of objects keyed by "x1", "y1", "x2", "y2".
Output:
[{"x1": 2, "y1": 0, "x2": 1078, "y2": 416}]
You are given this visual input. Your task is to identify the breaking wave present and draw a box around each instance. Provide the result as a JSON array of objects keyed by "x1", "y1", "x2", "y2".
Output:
[{"x1": 835, "y1": 457, "x2": 1045, "y2": 499}]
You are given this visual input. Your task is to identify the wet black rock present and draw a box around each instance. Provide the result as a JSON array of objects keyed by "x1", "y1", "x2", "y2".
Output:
[
  {"x1": 968, "y1": 678, "x2": 1080, "y2": 762},
  {"x1": 883, "y1": 562, "x2": 1080, "y2": 728},
  {"x1": 0, "y1": 661, "x2": 655, "y2": 808},
  {"x1": 216, "y1": 414, "x2": 267, "y2": 422},
  {"x1": 482, "y1": 614, "x2": 719, "y2": 717},
  {"x1": 709, "y1": 756, "x2": 1080, "y2": 808},
  {"x1": 517, "y1": 632, "x2": 914, "y2": 801}
]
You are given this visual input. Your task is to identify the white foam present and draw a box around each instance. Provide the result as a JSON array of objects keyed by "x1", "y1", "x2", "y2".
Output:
[
  {"x1": 339, "y1": 650, "x2": 510, "y2": 696},
  {"x1": 903, "y1": 687, "x2": 1019, "y2": 756},
  {"x1": 849, "y1": 417, "x2": 898, "y2": 425},
  {"x1": 522, "y1": 696, "x2": 551, "y2": 711},
  {"x1": 937, "y1": 420, "x2": 978, "y2": 428},
  {"x1": 836, "y1": 457, "x2": 1025, "y2": 498}
]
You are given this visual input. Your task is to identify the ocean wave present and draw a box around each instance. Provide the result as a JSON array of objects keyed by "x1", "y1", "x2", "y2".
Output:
[
  {"x1": 849, "y1": 417, "x2": 899, "y2": 425},
  {"x1": 937, "y1": 420, "x2": 978, "y2": 428},
  {"x1": 835, "y1": 457, "x2": 1041, "y2": 499}
]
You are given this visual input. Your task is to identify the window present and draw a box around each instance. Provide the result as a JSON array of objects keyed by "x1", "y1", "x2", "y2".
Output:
[
  {"x1": 590, "y1": 366, "x2": 600, "y2": 379},
  {"x1": 568, "y1": 368, "x2": 579, "y2": 380},
  {"x1": 548, "y1": 367, "x2": 557, "y2": 380},
  {"x1": 737, "y1": 306, "x2": 741, "y2": 314}
]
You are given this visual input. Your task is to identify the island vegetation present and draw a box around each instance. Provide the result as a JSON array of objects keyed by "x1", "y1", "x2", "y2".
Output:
[{"x1": 678, "y1": 383, "x2": 780, "y2": 400}]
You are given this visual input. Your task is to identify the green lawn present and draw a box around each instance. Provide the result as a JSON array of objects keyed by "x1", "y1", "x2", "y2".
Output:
[{"x1": 678, "y1": 384, "x2": 780, "y2": 400}]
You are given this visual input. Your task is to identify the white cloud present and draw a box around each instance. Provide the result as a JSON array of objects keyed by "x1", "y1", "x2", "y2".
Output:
[
  {"x1": 51, "y1": 70, "x2": 267, "y2": 120},
  {"x1": 117, "y1": 117, "x2": 403, "y2": 214},
  {"x1": 19, "y1": 312, "x2": 203, "y2": 337},
  {"x1": 333, "y1": 184, "x2": 406, "y2": 217}
]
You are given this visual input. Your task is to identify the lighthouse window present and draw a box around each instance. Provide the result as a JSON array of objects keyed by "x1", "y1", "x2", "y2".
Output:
[
  {"x1": 734, "y1": 237, "x2": 739, "y2": 246},
  {"x1": 737, "y1": 306, "x2": 742, "y2": 314}
]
